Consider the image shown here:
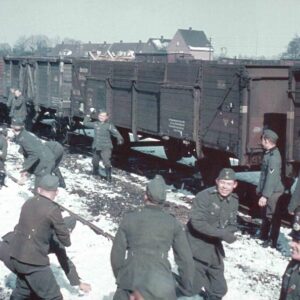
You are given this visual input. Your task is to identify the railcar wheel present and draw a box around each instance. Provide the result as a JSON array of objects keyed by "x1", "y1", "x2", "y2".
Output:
[
  {"x1": 163, "y1": 139, "x2": 183, "y2": 162},
  {"x1": 196, "y1": 150, "x2": 230, "y2": 186}
]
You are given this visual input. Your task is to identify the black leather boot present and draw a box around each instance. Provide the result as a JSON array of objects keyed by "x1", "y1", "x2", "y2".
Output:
[
  {"x1": 0, "y1": 172, "x2": 5, "y2": 188},
  {"x1": 105, "y1": 167, "x2": 112, "y2": 182},
  {"x1": 260, "y1": 218, "x2": 271, "y2": 241},
  {"x1": 93, "y1": 165, "x2": 99, "y2": 176}
]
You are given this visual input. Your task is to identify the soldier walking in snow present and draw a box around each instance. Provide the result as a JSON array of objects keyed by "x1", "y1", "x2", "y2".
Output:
[
  {"x1": 111, "y1": 175, "x2": 194, "y2": 300},
  {"x1": 256, "y1": 129, "x2": 284, "y2": 249},
  {"x1": 186, "y1": 168, "x2": 239, "y2": 300},
  {"x1": 83, "y1": 109, "x2": 123, "y2": 182}
]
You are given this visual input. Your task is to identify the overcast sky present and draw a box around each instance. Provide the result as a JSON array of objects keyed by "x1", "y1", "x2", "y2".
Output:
[{"x1": 0, "y1": 0, "x2": 300, "y2": 58}]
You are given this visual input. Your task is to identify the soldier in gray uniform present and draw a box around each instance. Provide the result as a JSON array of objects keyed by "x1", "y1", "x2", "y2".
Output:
[
  {"x1": 279, "y1": 207, "x2": 300, "y2": 300},
  {"x1": 186, "y1": 168, "x2": 239, "y2": 300},
  {"x1": 11, "y1": 118, "x2": 55, "y2": 190},
  {"x1": 0, "y1": 126, "x2": 8, "y2": 188},
  {"x1": 0, "y1": 219, "x2": 91, "y2": 295},
  {"x1": 111, "y1": 175, "x2": 194, "y2": 300},
  {"x1": 45, "y1": 140, "x2": 66, "y2": 188},
  {"x1": 256, "y1": 129, "x2": 284, "y2": 248},
  {"x1": 7, "y1": 89, "x2": 27, "y2": 124},
  {"x1": 83, "y1": 109, "x2": 124, "y2": 182},
  {"x1": 8, "y1": 174, "x2": 71, "y2": 300}
]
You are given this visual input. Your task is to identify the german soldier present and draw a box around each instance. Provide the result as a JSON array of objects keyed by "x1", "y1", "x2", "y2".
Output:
[
  {"x1": 0, "y1": 217, "x2": 91, "y2": 295},
  {"x1": 186, "y1": 168, "x2": 239, "y2": 300},
  {"x1": 8, "y1": 174, "x2": 71, "y2": 299},
  {"x1": 83, "y1": 109, "x2": 124, "y2": 182},
  {"x1": 8, "y1": 89, "x2": 27, "y2": 124},
  {"x1": 111, "y1": 175, "x2": 194, "y2": 300},
  {"x1": 256, "y1": 129, "x2": 284, "y2": 248},
  {"x1": 11, "y1": 118, "x2": 55, "y2": 190},
  {"x1": 279, "y1": 207, "x2": 300, "y2": 299},
  {"x1": 0, "y1": 126, "x2": 8, "y2": 188},
  {"x1": 45, "y1": 140, "x2": 66, "y2": 188}
]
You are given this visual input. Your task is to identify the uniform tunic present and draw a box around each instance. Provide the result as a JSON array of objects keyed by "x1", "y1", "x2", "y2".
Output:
[
  {"x1": 8, "y1": 95, "x2": 27, "y2": 121},
  {"x1": 280, "y1": 260, "x2": 300, "y2": 300},
  {"x1": 9, "y1": 194, "x2": 71, "y2": 299},
  {"x1": 83, "y1": 116, "x2": 123, "y2": 168},
  {"x1": 83, "y1": 116, "x2": 123, "y2": 151},
  {"x1": 111, "y1": 205, "x2": 194, "y2": 300},
  {"x1": 257, "y1": 146, "x2": 284, "y2": 200},
  {"x1": 15, "y1": 128, "x2": 55, "y2": 186},
  {"x1": 186, "y1": 186, "x2": 239, "y2": 298}
]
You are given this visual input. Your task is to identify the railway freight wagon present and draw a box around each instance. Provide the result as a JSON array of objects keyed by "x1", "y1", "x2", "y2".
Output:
[
  {"x1": 72, "y1": 60, "x2": 295, "y2": 180},
  {"x1": 0, "y1": 56, "x2": 73, "y2": 120}
]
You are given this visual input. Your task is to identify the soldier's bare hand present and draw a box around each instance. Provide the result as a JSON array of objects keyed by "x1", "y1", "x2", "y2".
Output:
[
  {"x1": 79, "y1": 282, "x2": 92, "y2": 293},
  {"x1": 258, "y1": 196, "x2": 267, "y2": 207},
  {"x1": 18, "y1": 172, "x2": 28, "y2": 185}
]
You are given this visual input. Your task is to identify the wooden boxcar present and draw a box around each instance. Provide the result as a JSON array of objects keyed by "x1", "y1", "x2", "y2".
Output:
[
  {"x1": 0, "y1": 56, "x2": 73, "y2": 117},
  {"x1": 71, "y1": 59, "x2": 295, "y2": 178}
]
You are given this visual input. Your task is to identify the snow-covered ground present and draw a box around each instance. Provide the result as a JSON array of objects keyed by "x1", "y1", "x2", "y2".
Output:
[{"x1": 0, "y1": 138, "x2": 291, "y2": 300}]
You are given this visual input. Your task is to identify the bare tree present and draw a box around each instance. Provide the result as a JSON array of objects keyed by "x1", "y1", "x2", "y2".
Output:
[
  {"x1": 62, "y1": 37, "x2": 82, "y2": 45},
  {"x1": 282, "y1": 35, "x2": 300, "y2": 59},
  {"x1": 0, "y1": 43, "x2": 12, "y2": 56}
]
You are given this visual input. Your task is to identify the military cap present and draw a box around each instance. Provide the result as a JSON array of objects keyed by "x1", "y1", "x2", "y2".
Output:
[
  {"x1": 262, "y1": 129, "x2": 278, "y2": 143},
  {"x1": 11, "y1": 118, "x2": 24, "y2": 128},
  {"x1": 217, "y1": 168, "x2": 236, "y2": 181},
  {"x1": 146, "y1": 175, "x2": 166, "y2": 204},
  {"x1": 290, "y1": 206, "x2": 300, "y2": 240},
  {"x1": 38, "y1": 174, "x2": 59, "y2": 191}
]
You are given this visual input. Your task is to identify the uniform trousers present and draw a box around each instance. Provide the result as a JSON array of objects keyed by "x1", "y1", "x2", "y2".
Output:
[
  {"x1": 10, "y1": 258, "x2": 62, "y2": 300},
  {"x1": 260, "y1": 191, "x2": 283, "y2": 243},
  {"x1": 192, "y1": 258, "x2": 227, "y2": 299},
  {"x1": 92, "y1": 149, "x2": 112, "y2": 168}
]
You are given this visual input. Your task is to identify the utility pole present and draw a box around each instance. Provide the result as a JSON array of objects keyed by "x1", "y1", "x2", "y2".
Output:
[{"x1": 209, "y1": 37, "x2": 212, "y2": 60}]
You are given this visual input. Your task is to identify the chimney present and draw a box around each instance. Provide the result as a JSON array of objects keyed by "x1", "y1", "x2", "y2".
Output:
[
  {"x1": 120, "y1": 40, "x2": 123, "y2": 43},
  {"x1": 189, "y1": 27, "x2": 192, "y2": 30},
  {"x1": 104, "y1": 41, "x2": 107, "y2": 45},
  {"x1": 139, "y1": 40, "x2": 142, "y2": 43},
  {"x1": 160, "y1": 35, "x2": 164, "y2": 41}
]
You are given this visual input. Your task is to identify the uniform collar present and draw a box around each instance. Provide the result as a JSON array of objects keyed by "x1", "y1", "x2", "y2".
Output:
[
  {"x1": 265, "y1": 146, "x2": 277, "y2": 154},
  {"x1": 210, "y1": 187, "x2": 231, "y2": 202}
]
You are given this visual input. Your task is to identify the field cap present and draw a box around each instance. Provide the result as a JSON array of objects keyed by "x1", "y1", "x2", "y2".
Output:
[
  {"x1": 217, "y1": 168, "x2": 236, "y2": 181},
  {"x1": 11, "y1": 118, "x2": 24, "y2": 128},
  {"x1": 262, "y1": 129, "x2": 278, "y2": 143},
  {"x1": 39, "y1": 174, "x2": 59, "y2": 191},
  {"x1": 146, "y1": 175, "x2": 166, "y2": 204}
]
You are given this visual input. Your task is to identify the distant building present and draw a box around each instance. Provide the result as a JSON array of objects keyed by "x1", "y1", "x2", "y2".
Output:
[
  {"x1": 49, "y1": 42, "x2": 111, "y2": 58},
  {"x1": 142, "y1": 37, "x2": 171, "y2": 53},
  {"x1": 167, "y1": 28, "x2": 213, "y2": 60},
  {"x1": 106, "y1": 41, "x2": 145, "y2": 61}
]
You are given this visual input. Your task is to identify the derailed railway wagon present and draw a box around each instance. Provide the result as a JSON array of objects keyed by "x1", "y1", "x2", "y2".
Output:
[{"x1": 72, "y1": 59, "x2": 296, "y2": 182}]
